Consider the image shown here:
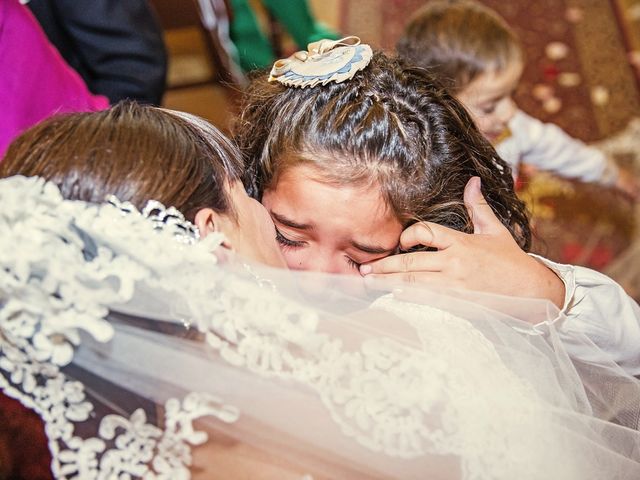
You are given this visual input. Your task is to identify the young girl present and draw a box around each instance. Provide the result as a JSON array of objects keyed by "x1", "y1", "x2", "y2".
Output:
[
  {"x1": 234, "y1": 37, "x2": 640, "y2": 376},
  {"x1": 396, "y1": 0, "x2": 639, "y2": 199}
]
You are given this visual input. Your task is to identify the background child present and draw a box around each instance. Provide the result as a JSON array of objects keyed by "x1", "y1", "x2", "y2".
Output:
[{"x1": 396, "y1": 0, "x2": 639, "y2": 200}]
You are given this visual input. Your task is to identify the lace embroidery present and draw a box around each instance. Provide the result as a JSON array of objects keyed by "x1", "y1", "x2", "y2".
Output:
[
  {"x1": 0, "y1": 177, "x2": 236, "y2": 479},
  {"x1": 108, "y1": 196, "x2": 201, "y2": 245},
  {"x1": 0, "y1": 176, "x2": 578, "y2": 479}
]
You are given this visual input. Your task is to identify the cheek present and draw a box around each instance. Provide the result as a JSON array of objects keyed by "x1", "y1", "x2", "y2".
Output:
[
  {"x1": 247, "y1": 196, "x2": 275, "y2": 235},
  {"x1": 476, "y1": 118, "x2": 500, "y2": 139},
  {"x1": 256, "y1": 204, "x2": 275, "y2": 235},
  {"x1": 462, "y1": 103, "x2": 494, "y2": 134},
  {"x1": 279, "y1": 245, "x2": 354, "y2": 274},
  {"x1": 280, "y1": 248, "x2": 309, "y2": 270},
  {"x1": 464, "y1": 108, "x2": 487, "y2": 132},
  {"x1": 246, "y1": 201, "x2": 288, "y2": 268},
  {"x1": 471, "y1": 113, "x2": 492, "y2": 131}
]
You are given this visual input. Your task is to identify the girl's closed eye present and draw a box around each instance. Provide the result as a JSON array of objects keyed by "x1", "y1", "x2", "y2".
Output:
[
  {"x1": 345, "y1": 256, "x2": 362, "y2": 270},
  {"x1": 275, "y1": 228, "x2": 305, "y2": 249}
]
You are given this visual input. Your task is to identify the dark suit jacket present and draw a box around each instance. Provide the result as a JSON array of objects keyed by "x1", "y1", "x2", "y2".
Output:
[{"x1": 27, "y1": 0, "x2": 167, "y2": 105}]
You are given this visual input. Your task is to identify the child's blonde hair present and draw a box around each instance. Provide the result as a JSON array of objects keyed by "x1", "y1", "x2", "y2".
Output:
[{"x1": 396, "y1": 0, "x2": 523, "y2": 93}]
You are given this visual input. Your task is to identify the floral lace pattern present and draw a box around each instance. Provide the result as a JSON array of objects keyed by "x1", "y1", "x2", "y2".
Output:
[
  {"x1": 0, "y1": 176, "x2": 603, "y2": 479},
  {"x1": 0, "y1": 177, "x2": 235, "y2": 479}
]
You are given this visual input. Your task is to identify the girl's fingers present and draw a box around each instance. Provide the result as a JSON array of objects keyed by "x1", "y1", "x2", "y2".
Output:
[
  {"x1": 360, "y1": 250, "x2": 445, "y2": 275},
  {"x1": 463, "y1": 176, "x2": 507, "y2": 235},
  {"x1": 398, "y1": 221, "x2": 457, "y2": 251},
  {"x1": 363, "y1": 271, "x2": 449, "y2": 287}
]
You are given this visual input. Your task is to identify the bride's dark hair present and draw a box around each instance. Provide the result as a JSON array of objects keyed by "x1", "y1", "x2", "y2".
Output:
[
  {"x1": 235, "y1": 51, "x2": 531, "y2": 250},
  {"x1": 0, "y1": 102, "x2": 243, "y2": 222}
]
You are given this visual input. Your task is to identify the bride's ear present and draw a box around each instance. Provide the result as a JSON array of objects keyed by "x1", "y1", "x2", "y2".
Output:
[
  {"x1": 194, "y1": 208, "x2": 236, "y2": 251},
  {"x1": 194, "y1": 208, "x2": 220, "y2": 238}
]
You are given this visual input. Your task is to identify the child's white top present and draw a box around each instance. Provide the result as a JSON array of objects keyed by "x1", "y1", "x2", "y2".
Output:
[
  {"x1": 534, "y1": 254, "x2": 640, "y2": 376},
  {"x1": 496, "y1": 110, "x2": 619, "y2": 184}
]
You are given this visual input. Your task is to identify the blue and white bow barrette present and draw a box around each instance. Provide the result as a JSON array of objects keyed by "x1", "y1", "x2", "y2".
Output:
[{"x1": 268, "y1": 36, "x2": 373, "y2": 88}]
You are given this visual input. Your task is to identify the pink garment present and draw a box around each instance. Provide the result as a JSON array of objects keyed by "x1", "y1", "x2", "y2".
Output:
[{"x1": 0, "y1": 0, "x2": 109, "y2": 159}]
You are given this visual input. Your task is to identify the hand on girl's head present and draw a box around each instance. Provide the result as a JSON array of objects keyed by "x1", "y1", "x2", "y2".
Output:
[{"x1": 360, "y1": 177, "x2": 566, "y2": 309}]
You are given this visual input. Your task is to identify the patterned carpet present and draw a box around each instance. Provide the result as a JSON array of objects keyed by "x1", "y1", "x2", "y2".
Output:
[{"x1": 340, "y1": 0, "x2": 640, "y2": 300}]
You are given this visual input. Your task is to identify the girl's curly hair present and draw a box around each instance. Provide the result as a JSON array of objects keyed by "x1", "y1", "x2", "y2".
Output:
[{"x1": 234, "y1": 50, "x2": 531, "y2": 250}]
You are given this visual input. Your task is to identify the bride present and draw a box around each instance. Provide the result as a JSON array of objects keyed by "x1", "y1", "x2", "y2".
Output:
[{"x1": 1, "y1": 104, "x2": 639, "y2": 479}]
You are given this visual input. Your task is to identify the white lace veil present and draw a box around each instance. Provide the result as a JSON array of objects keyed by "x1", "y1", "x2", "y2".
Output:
[{"x1": 2, "y1": 176, "x2": 640, "y2": 480}]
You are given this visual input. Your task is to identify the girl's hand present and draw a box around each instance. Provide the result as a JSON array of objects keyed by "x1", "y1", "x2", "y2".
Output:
[{"x1": 360, "y1": 177, "x2": 565, "y2": 308}]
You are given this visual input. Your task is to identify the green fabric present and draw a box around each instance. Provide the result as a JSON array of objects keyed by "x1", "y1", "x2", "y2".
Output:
[
  {"x1": 229, "y1": 0, "x2": 340, "y2": 72},
  {"x1": 262, "y1": 0, "x2": 340, "y2": 48},
  {"x1": 229, "y1": 0, "x2": 275, "y2": 72}
]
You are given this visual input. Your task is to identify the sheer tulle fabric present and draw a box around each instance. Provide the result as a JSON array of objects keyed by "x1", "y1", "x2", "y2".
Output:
[{"x1": 1, "y1": 176, "x2": 639, "y2": 480}]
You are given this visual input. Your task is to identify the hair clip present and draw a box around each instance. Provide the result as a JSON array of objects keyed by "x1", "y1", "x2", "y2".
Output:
[{"x1": 268, "y1": 36, "x2": 373, "y2": 88}]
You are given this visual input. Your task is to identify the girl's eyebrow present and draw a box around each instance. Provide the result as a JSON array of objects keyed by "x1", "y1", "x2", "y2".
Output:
[
  {"x1": 351, "y1": 240, "x2": 397, "y2": 255},
  {"x1": 270, "y1": 211, "x2": 314, "y2": 230}
]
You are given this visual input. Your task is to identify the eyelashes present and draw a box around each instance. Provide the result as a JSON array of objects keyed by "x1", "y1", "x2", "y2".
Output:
[
  {"x1": 275, "y1": 228, "x2": 304, "y2": 249},
  {"x1": 345, "y1": 257, "x2": 361, "y2": 270},
  {"x1": 274, "y1": 228, "x2": 361, "y2": 270}
]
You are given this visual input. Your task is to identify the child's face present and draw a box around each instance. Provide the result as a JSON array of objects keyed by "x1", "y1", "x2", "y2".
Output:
[
  {"x1": 261, "y1": 164, "x2": 403, "y2": 275},
  {"x1": 456, "y1": 61, "x2": 523, "y2": 143}
]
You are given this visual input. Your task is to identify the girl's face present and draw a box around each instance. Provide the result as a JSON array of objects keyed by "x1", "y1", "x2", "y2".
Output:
[
  {"x1": 456, "y1": 61, "x2": 523, "y2": 143},
  {"x1": 261, "y1": 164, "x2": 403, "y2": 275}
]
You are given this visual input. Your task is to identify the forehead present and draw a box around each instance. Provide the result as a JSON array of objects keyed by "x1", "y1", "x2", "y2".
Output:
[
  {"x1": 263, "y1": 165, "x2": 402, "y2": 242},
  {"x1": 459, "y1": 61, "x2": 523, "y2": 103}
]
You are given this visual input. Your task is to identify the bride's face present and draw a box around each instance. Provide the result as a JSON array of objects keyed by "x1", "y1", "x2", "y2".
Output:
[
  {"x1": 261, "y1": 165, "x2": 403, "y2": 275},
  {"x1": 212, "y1": 181, "x2": 287, "y2": 269}
]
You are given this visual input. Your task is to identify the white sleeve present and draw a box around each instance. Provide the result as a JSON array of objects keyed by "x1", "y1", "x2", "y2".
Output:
[
  {"x1": 493, "y1": 136, "x2": 521, "y2": 179},
  {"x1": 507, "y1": 110, "x2": 618, "y2": 185},
  {"x1": 531, "y1": 254, "x2": 640, "y2": 376}
]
